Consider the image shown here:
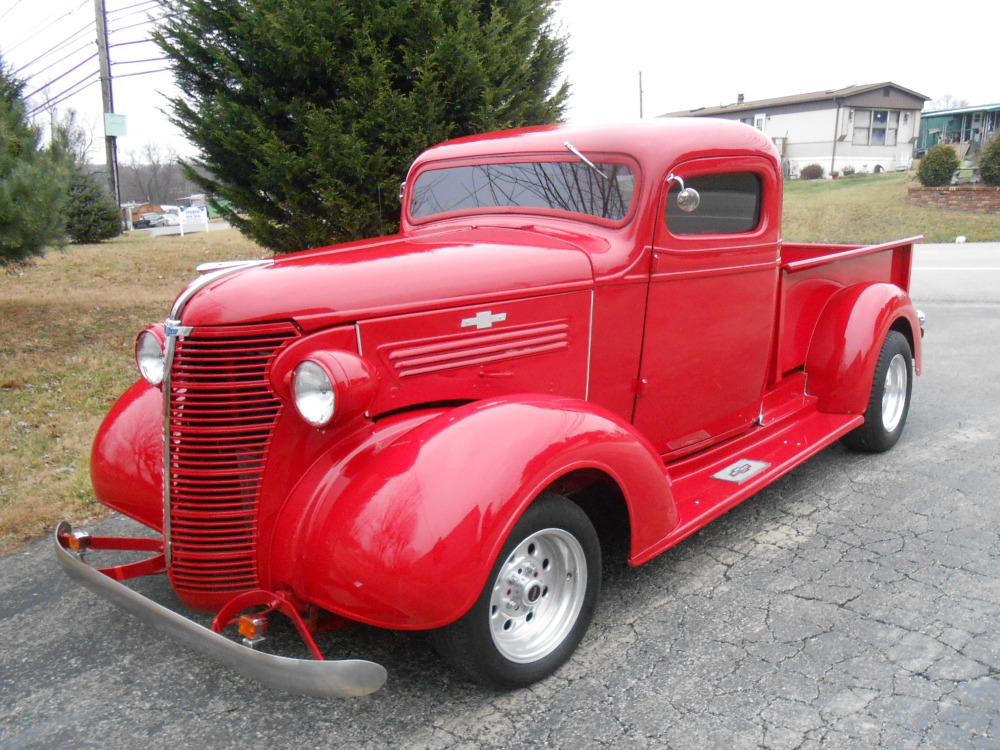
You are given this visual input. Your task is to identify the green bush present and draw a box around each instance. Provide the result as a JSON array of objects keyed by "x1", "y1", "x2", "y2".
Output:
[
  {"x1": 917, "y1": 144, "x2": 960, "y2": 187},
  {"x1": 65, "y1": 168, "x2": 121, "y2": 244},
  {"x1": 0, "y1": 58, "x2": 68, "y2": 264},
  {"x1": 979, "y1": 136, "x2": 1000, "y2": 187},
  {"x1": 800, "y1": 163, "x2": 824, "y2": 180}
]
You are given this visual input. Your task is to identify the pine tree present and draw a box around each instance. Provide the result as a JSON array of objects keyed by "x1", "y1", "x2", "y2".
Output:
[
  {"x1": 65, "y1": 167, "x2": 122, "y2": 243},
  {"x1": 50, "y1": 110, "x2": 122, "y2": 245},
  {"x1": 0, "y1": 57, "x2": 69, "y2": 264},
  {"x1": 155, "y1": 0, "x2": 569, "y2": 253}
]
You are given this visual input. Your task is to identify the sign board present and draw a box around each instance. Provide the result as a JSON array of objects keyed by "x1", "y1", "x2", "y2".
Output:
[
  {"x1": 104, "y1": 113, "x2": 127, "y2": 137},
  {"x1": 178, "y1": 205, "x2": 210, "y2": 237}
]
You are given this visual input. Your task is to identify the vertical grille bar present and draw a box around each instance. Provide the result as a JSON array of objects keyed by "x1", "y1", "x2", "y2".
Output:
[{"x1": 166, "y1": 321, "x2": 298, "y2": 608}]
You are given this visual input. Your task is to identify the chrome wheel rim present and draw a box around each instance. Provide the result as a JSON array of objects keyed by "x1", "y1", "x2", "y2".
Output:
[
  {"x1": 881, "y1": 353, "x2": 908, "y2": 432},
  {"x1": 489, "y1": 527, "x2": 587, "y2": 664}
]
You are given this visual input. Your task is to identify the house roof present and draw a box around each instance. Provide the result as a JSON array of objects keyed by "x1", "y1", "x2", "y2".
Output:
[
  {"x1": 922, "y1": 103, "x2": 1000, "y2": 117},
  {"x1": 661, "y1": 82, "x2": 929, "y2": 118}
]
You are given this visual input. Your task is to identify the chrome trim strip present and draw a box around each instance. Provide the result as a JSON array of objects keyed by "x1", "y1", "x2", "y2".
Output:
[
  {"x1": 55, "y1": 522, "x2": 387, "y2": 698},
  {"x1": 162, "y1": 258, "x2": 274, "y2": 565},
  {"x1": 170, "y1": 259, "x2": 273, "y2": 321},
  {"x1": 355, "y1": 322, "x2": 363, "y2": 356},
  {"x1": 584, "y1": 289, "x2": 594, "y2": 400},
  {"x1": 196, "y1": 259, "x2": 272, "y2": 275},
  {"x1": 161, "y1": 321, "x2": 179, "y2": 565}
]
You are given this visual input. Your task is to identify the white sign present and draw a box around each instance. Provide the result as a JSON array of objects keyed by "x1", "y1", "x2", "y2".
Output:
[{"x1": 178, "y1": 205, "x2": 210, "y2": 236}]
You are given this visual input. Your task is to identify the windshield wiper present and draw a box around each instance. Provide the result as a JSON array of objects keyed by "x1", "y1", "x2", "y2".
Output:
[{"x1": 564, "y1": 141, "x2": 608, "y2": 180}]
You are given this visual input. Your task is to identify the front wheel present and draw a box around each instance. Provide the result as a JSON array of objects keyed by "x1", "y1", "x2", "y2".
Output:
[
  {"x1": 432, "y1": 492, "x2": 601, "y2": 688},
  {"x1": 841, "y1": 330, "x2": 913, "y2": 453}
]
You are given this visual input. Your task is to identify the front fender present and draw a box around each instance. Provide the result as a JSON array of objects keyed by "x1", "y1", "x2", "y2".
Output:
[
  {"x1": 805, "y1": 282, "x2": 922, "y2": 416},
  {"x1": 90, "y1": 379, "x2": 164, "y2": 532},
  {"x1": 266, "y1": 395, "x2": 674, "y2": 630}
]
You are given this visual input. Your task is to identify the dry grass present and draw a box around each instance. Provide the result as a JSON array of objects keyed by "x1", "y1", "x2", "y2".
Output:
[
  {"x1": 2, "y1": 179, "x2": 998, "y2": 555},
  {"x1": 783, "y1": 171, "x2": 1000, "y2": 244},
  {"x1": 0, "y1": 229, "x2": 267, "y2": 554}
]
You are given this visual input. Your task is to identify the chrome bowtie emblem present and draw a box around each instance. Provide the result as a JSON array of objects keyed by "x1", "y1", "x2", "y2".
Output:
[
  {"x1": 461, "y1": 310, "x2": 507, "y2": 330},
  {"x1": 164, "y1": 319, "x2": 193, "y2": 338}
]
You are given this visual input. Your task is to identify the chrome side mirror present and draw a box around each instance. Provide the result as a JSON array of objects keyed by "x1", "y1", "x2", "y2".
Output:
[{"x1": 667, "y1": 173, "x2": 700, "y2": 213}]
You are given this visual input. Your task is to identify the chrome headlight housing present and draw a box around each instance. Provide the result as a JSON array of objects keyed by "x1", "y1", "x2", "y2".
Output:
[
  {"x1": 292, "y1": 360, "x2": 336, "y2": 427},
  {"x1": 135, "y1": 327, "x2": 166, "y2": 386}
]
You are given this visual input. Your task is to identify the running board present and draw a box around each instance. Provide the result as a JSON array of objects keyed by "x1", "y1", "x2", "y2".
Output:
[{"x1": 631, "y1": 404, "x2": 862, "y2": 565}]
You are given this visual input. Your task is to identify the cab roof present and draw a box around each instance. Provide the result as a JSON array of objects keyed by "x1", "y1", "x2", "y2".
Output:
[{"x1": 409, "y1": 118, "x2": 781, "y2": 178}]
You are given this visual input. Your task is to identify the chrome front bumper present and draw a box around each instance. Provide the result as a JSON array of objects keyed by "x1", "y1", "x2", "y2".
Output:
[{"x1": 54, "y1": 521, "x2": 387, "y2": 698}]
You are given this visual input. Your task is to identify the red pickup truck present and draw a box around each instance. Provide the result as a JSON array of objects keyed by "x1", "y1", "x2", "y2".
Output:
[{"x1": 56, "y1": 119, "x2": 922, "y2": 697}]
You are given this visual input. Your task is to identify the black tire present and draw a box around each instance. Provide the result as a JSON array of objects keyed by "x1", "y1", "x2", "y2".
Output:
[
  {"x1": 432, "y1": 492, "x2": 601, "y2": 688},
  {"x1": 841, "y1": 330, "x2": 913, "y2": 453}
]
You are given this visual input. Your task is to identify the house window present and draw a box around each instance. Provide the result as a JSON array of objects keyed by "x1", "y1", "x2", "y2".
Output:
[
  {"x1": 853, "y1": 109, "x2": 899, "y2": 146},
  {"x1": 666, "y1": 172, "x2": 762, "y2": 235},
  {"x1": 753, "y1": 114, "x2": 766, "y2": 131}
]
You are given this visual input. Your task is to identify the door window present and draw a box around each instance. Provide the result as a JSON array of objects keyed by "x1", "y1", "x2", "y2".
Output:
[{"x1": 665, "y1": 172, "x2": 762, "y2": 235}]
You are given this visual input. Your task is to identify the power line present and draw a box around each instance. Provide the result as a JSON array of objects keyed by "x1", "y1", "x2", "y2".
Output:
[
  {"x1": 108, "y1": 0, "x2": 159, "y2": 15},
  {"x1": 13, "y1": 19, "x2": 96, "y2": 75},
  {"x1": 4, "y1": 0, "x2": 91, "y2": 56},
  {"x1": 0, "y1": 0, "x2": 32, "y2": 23},
  {"x1": 112, "y1": 57, "x2": 169, "y2": 66},
  {"x1": 109, "y1": 38, "x2": 158, "y2": 48},
  {"x1": 112, "y1": 67, "x2": 170, "y2": 79},
  {"x1": 107, "y1": 1, "x2": 160, "y2": 23},
  {"x1": 109, "y1": 14, "x2": 170, "y2": 33},
  {"x1": 24, "y1": 53, "x2": 99, "y2": 100},
  {"x1": 17, "y1": 40, "x2": 96, "y2": 81},
  {"x1": 24, "y1": 70, "x2": 100, "y2": 117}
]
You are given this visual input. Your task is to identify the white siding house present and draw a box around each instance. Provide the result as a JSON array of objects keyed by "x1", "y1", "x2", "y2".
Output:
[{"x1": 662, "y1": 83, "x2": 929, "y2": 178}]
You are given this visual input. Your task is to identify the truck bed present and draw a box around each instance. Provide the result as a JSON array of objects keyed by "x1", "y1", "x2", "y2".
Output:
[{"x1": 774, "y1": 236, "x2": 920, "y2": 378}]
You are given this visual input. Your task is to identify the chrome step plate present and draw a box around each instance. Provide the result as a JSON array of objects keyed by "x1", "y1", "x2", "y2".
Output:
[{"x1": 712, "y1": 459, "x2": 771, "y2": 484}]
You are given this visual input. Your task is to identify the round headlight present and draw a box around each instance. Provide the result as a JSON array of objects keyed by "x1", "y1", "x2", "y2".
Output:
[
  {"x1": 136, "y1": 330, "x2": 165, "y2": 386},
  {"x1": 292, "y1": 360, "x2": 336, "y2": 427}
]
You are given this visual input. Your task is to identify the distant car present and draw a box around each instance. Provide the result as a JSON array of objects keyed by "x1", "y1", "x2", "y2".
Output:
[{"x1": 132, "y1": 212, "x2": 163, "y2": 229}]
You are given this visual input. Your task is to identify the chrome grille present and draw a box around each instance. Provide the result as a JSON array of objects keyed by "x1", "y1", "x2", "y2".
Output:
[{"x1": 166, "y1": 321, "x2": 298, "y2": 605}]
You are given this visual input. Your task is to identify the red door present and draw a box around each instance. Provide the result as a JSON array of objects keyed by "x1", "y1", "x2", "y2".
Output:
[{"x1": 632, "y1": 156, "x2": 781, "y2": 456}]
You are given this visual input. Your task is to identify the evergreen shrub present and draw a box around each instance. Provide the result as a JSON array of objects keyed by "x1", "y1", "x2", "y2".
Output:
[
  {"x1": 800, "y1": 164, "x2": 824, "y2": 180},
  {"x1": 918, "y1": 144, "x2": 960, "y2": 187},
  {"x1": 979, "y1": 136, "x2": 1000, "y2": 187},
  {"x1": 65, "y1": 169, "x2": 122, "y2": 243}
]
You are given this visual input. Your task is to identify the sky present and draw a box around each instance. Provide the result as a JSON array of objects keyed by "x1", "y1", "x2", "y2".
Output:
[{"x1": 2, "y1": 0, "x2": 998, "y2": 162}]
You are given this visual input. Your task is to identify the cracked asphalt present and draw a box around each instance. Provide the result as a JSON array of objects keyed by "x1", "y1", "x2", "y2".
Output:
[{"x1": 2, "y1": 244, "x2": 998, "y2": 749}]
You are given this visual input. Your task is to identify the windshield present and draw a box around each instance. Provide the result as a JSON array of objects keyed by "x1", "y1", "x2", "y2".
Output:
[{"x1": 409, "y1": 159, "x2": 637, "y2": 224}]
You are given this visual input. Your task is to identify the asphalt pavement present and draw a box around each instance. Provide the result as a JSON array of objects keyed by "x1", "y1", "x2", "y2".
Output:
[{"x1": 1, "y1": 243, "x2": 998, "y2": 749}]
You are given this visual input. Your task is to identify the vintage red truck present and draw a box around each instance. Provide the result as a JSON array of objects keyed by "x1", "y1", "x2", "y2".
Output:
[{"x1": 56, "y1": 119, "x2": 923, "y2": 697}]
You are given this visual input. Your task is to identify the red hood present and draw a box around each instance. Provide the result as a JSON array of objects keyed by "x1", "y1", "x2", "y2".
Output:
[{"x1": 179, "y1": 226, "x2": 595, "y2": 330}]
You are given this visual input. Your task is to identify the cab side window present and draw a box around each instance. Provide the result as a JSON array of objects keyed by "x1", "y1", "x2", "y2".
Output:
[{"x1": 666, "y1": 172, "x2": 762, "y2": 235}]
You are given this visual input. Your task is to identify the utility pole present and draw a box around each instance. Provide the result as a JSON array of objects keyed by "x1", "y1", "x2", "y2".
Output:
[
  {"x1": 638, "y1": 71, "x2": 644, "y2": 119},
  {"x1": 94, "y1": 0, "x2": 120, "y2": 207}
]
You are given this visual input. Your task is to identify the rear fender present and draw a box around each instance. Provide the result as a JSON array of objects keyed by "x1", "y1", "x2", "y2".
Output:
[
  {"x1": 266, "y1": 395, "x2": 674, "y2": 630},
  {"x1": 805, "y1": 283, "x2": 922, "y2": 416}
]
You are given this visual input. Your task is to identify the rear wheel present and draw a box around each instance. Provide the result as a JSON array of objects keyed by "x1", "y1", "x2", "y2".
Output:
[
  {"x1": 841, "y1": 330, "x2": 913, "y2": 453},
  {"x1": 432, "y1": 492, "x2": 601, "y2": 687}
]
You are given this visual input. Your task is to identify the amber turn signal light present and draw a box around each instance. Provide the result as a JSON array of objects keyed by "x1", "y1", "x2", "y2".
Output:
[
  {"x1": 238, "y1": 614, "x2": 268, "y2": 641},
  {"x1": 67, "y1": 531, "x2": 92, "y2": 552}
]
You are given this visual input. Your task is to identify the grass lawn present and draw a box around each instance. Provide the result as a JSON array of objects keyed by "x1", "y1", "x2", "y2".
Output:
[
  {"x1": 0, "y1": 229, "x2": 267, "y2": 553},
  {"x1": 1, "y1": 178, "x2": 998, "y2": 554},
  {"x1": 783, "y1": 171, "x2": 1000, "y2": 244}
]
